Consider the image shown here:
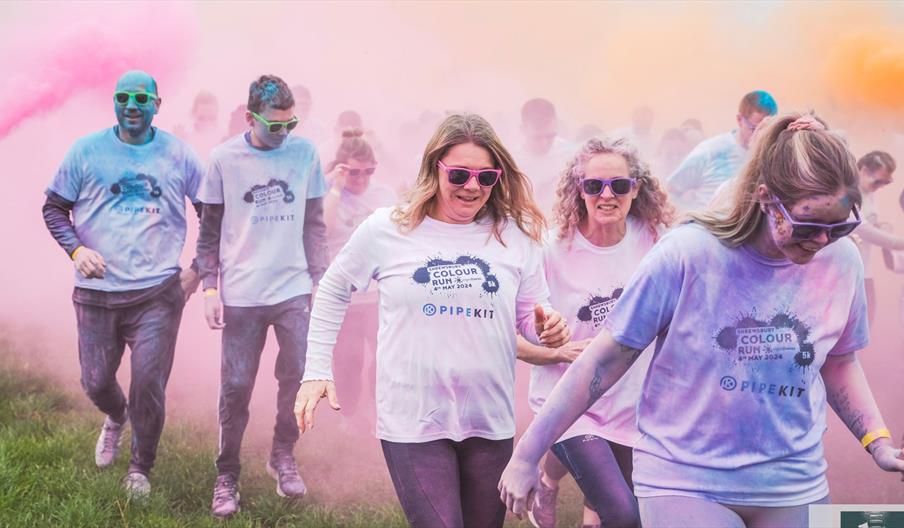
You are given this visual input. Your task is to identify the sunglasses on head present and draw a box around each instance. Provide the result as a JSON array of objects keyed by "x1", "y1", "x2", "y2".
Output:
[
  {"x1": 114, "y1": 91, "x2": 158, "y2": 105},
  {"x1": 771, "y1": 200, "x2": 861, "y2": 240},
  {"x1": 580, "y1": 177, "x2": 637, "y2": 196},
  {"x1": 250, "y1": 111, "x2": 299, "y2": 133},
  {"x1": 346, "y1": 167, "x2": 376, "y2": 177},
  {"x1": 437, "y1": 160, "x2": 501, "y2": 187}
]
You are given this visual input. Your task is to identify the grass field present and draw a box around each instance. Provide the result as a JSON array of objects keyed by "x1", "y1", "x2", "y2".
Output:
[{"x1": 0, "y1": 354, "x2": 586, "y2": 527}]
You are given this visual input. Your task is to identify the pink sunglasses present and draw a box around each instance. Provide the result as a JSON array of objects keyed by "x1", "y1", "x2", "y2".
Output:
[{"x1": 438, "y1": 160, "x2": 502, "y2": 187}]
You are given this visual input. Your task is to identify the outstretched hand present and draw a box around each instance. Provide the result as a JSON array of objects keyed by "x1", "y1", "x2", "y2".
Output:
[{"x1": 294, "y1": 380, "x2": 341, "y2": 433}]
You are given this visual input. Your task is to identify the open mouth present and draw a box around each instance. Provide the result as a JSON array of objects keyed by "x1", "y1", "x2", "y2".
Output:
[
  {"x1": 596, "y1": 203, "x2": 618, "y2": 212},
  {"x1": 456, "y1": 194, "x2": 480, "y2": 204}
]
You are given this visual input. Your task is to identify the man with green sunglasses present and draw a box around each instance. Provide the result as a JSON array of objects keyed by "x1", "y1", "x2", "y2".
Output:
[
  {"x1": 195, "y1": 74, "x2": 328, "y2": 518},
  {"x1": 42, "y1": 70, "x2": 204, "y2": 499}
]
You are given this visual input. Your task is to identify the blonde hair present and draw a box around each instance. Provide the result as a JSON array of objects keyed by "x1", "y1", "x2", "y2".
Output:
[
  {"x1": 392, "y1": 113, "x2": 545, "y2": 243},
  {"x1": 689, "y1": 112, "x2": 861, "y2": 246},
  {"x1": 553, "y1": 136, "x2": 674, "y2": 243}
]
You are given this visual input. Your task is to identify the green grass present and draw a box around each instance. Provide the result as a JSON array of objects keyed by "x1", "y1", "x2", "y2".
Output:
[{"x1": 0, "y1": 359, "x2": 586, "y2": 527}]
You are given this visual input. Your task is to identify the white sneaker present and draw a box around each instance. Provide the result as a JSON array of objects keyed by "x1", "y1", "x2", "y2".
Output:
[
  {"x1": 95, "y1": 415, "x2": 127, "y2": 468},
  {"x1": 123, "y1": 471, "x2": 151, "y2": 499}
]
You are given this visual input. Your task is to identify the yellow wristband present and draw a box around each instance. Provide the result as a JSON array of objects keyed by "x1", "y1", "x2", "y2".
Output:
[
  {"x1": 860, "y1": 428, "x2": 892, "y2": 449},
  {"x1": 203, "y1": 288, "x2": 218, "y2": 298},
  {"x1": 70, "y1": 246, "x2": 84, "y2": 261}
]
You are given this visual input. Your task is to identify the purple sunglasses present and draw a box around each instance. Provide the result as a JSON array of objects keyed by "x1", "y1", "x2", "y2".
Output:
[
  {"x1": 580, "y1": 177, "x2": 637, "y2": 196},
  {"x1": 771, "y1": 200, "x2": 861, "y2": 240},
  {"x1": 438, "y1": 160, "x2": 502, "y2": 187}
]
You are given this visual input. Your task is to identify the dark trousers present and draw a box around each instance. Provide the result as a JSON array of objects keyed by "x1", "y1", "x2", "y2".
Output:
[
  {"x1": 381, "y1": 437, "x2": 513, "y2": 528},
  {"x1": 75, "y1": 279, "x2": 185, "y2": 475},
  {"x1": 551, "y1": 434, "x2": 640, "y2": 528},
  {"x1": 215, "y1": 294, "x2": 311, "y2": 479}
]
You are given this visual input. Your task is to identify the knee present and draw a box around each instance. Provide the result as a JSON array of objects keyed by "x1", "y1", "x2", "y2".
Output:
[
  {"x1": 81, "y1": 372, "x2": 117, "y2": 401},
  {"x1": 598, "y1": 499, "x2": 640, "y2": 528}
]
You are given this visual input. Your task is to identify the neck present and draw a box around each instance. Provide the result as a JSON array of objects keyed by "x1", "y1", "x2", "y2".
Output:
[
  {"x1": 249, "y1": 129, "x2": 267, "y2": 149},
  {"x1": 117, "y1": 126, "x2": 154, "y2": 146},
  {"x1": 747, "y1": 219, "x2": 784, "y2": 260},
  {"x1": 578, "y1": 218, "x2": 626, "y2": 247}
]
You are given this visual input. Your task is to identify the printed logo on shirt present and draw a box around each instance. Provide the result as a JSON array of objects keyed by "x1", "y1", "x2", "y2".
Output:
[
  {"x1": 576, "y1": 287, "x2": 623, "y2": 328},
  {"x1": 421, "y1": 303, "x2": 495, "y2": 320},
  {"x1": 714, "y1": 311, "x2": 815, "y2": 371},
  {"x1": 412, "y1": 255, "x2": 499, "y2": 296},
  {"x1": 110, "y1": 173, "x2": 162, "y2": 214},
  {"x1": 243, "y1": 179, "x2": 295, "y2": 208}
]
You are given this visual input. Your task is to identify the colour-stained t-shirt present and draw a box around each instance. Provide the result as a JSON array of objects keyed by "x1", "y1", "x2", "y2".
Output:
[
  {"x1": 603, "y1": 223, "x2": 869, "y2": 506},
  {"x1": 47, "y1": 127, "x2": 202, "y2": 292},
  {"x1": 198, "y1": 134, "x2": 327, "y2": 307}
]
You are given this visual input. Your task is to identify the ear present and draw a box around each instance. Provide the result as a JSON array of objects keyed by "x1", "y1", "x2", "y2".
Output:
[
  {"x1": 152, "y1": 97, "x2": 162, "y2": 115},
  {"x1": 755, "y1": 183, "x2": 771, "y2": 211},
  {"x1": 245, "y1": 111, "x2": 254, "y2": 128},
  {"x1": 632, "y1": 178, "x2": 642, "y2": 199}
]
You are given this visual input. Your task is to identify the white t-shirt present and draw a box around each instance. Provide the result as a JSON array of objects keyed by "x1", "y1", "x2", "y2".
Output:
[
  {"x1": 857, "y1": 192, "x2": 878, "y2": 279},
  {"x1": 306, "y1": 208, "x2": 550, "y2": 443},
  {"x1": 514, "y1": 137, "x2": 576, "y2": 215},
  {"x1": 666, "y1": 131, "x2": 747, "y2": 213},
  {"x1": 603, "y1": 223, "x2": 869, "y2": 506},
  {"x1": 197, "y1": 134, "x2": 327, "y2": 306},
  {"x1": 530, "y1": 217, "x2": 657, "y2": 446}
]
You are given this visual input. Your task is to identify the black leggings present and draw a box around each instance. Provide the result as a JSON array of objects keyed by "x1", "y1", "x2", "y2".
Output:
[
  {"x1": 381, "y1": 437, "x2": 513, "y2": 528},
  {"x1": 551, "y1": 435, "x2": 640, "y2": 528}
]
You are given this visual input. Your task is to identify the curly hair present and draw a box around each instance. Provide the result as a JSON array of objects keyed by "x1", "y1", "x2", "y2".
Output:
[
  {"x1": 392, "y1": 113, "x2": 545, "y2": 244},
  {"x1": 552, "y1": 136, "x2": 674, "y2": 243}
]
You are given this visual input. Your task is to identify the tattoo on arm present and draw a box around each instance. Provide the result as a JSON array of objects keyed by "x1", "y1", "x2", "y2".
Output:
[
  {"x1": 827, "y1": 387, "x2": 867, "y2": 439},
  {"x1": 587, "y1": 344, "x2": 642, "y2": 406}
]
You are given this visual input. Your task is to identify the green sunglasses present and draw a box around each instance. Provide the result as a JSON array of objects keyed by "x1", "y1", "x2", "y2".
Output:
[
  {"x1": 114, "y1": 91, "x2": 158, "y2": 105},
  {"x1": 250, "y1": 111, "x2": 299, "y2": 133}
]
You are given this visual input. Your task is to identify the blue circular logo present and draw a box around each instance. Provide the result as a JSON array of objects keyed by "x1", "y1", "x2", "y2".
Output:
[
  {"x1": 422, "y1": 303, "x2": 437, "y2": 316},
  {"x1": 720, "y1": 376, "x2": 737, "y2": 391}
]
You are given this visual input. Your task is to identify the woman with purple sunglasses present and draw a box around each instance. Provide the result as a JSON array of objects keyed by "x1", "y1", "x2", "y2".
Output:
[
  {"x1": 500, "y1": 113, "x2": 904, "y2": 528},
  {"x1": 517, "y1": 136, "x2": 673, "y2": 528},
  {"x1": 297, "y1": 113, "x2": 570, "y2": 527}
]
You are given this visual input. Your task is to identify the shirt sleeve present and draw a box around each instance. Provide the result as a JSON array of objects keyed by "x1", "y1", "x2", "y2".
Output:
[
  {"x1": 331, "y1": 211, "x2": 380, "y2": 291},
  {"x1": 303, "y1": 264, "x2": 354, "y2": 381},
  {"x1": 183, "y1": 147, "x2": 205, "y2": 204},
  {"x1": 197, "y1": 157, "x2": 225, "y2": 204},
  {"x1": 306, "y1": 150, "x2": 328, "y2": 200},
  {"x1": 665, "y1": 145, "x2": 707, "y2": 210},
  {"x1": 828, "y1": 259, "x2": 870, "y2": 355},
  {"x1": 47, "y1": 143, "x2": 84, "y2": 202},
  {"x1": 515, "y1": 238, "x2": 552, "y2": 344},
  {"x1": 603, "y1": 234, "x2": 683, "y2": 350}
]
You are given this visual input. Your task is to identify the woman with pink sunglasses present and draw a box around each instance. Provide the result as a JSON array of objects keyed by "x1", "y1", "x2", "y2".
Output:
[
  {"x1": 500, "y1": 113, "x2": 904, "y2": 528},
  {"x1": 297, "y1": 113, "x2": 570, "y2": 527},
  {"x1": 518, "y1": 136, "x2": 673, "y2": 528}
]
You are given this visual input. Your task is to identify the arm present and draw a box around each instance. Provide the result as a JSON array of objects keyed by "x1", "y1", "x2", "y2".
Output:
[
  {"x1": 665, "y1": 147, "x2": 706, "y2": 211},
  {"x1": 855, "y1": 222, "x2": 904, "y2": 251},
  {"x1": 499, "y1": 329, "x2": 641, "y2": 515},
  {"x1": 304, "y1": 197, "x2": 329, "y2": 286},
  {"x1": 516, "y1": 335, "x2": 591, "y2": 365},
  {"x1": 197, "y1": 203, "x2": 224, "y2": 328},
  {"x1": 294, "y1": 264, "x2": 354, "y2": 431},
  {"x1": 823, "y1": 352, "x2": 904, "y2": 473},
  {"x1": 42, "y1": 191, "x2": 105, "y2": 279}
]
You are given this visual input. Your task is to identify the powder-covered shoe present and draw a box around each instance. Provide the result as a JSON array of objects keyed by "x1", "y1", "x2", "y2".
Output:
[
  {"x1": 95, "y1": 414, "x2": 127, "y2": 468},
  {"x1": 122, "y1": 471, "x2": 151, "y2": 499},
  {"x1": 211, "y1": 473, "x2": 240, "y2": 518},
  {"x1": 266, "y1": 455, "x2": 307, "y2": 498},
  {"x1": 527, "y1": 478, "x2": 558, "y2": 528}
]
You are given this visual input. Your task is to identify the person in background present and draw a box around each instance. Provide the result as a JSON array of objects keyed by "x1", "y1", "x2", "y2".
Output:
[{"x1": 667, "y1": 90, "x2": 777, "y2": 213}]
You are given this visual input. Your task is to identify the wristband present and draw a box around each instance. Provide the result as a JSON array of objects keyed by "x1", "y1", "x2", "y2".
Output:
[
  {"x1": 860, "y1": 428, "x2": 892, "y2": 450},
  {"x1": 70, "y1": 246, "x2": 84, "y2": 261},
  {"x1": 203, "y1": 288, "x2": 218, "y2": 298}
]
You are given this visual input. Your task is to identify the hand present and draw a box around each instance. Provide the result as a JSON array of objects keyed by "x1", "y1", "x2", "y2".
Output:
[
  {"x1": 326, "y1": 163, "x2": 350, "y2": 191},
  {"x1": 180, "y1": 267, "x2": 201, "y2": 302},
  {"x1": 534, "y1": 305, "x2": 570, "y2": 349},
  {"x1": 73, "y1": 247, "x2": 106, "y2": 279},
  {"x1": 555, "y1": 338, "x2": 592, "y2": 363},
  {"x1": 294, "y1": 380, "x2": 341, "y2": 433},
  {"x1": 204, "y1": 292, "x2": 225, "y2": 329},
  {"x1": 869, "y1": 439, "x2": 904, "y2": 480},
  {"x1": 497, "y1": 456, "x2": 541, "y2": 519}
]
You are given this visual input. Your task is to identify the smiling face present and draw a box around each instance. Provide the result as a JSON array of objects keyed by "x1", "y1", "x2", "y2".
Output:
[
  {"x1": 113, "y1": 72, "x2": 160, "y2": 140},
  {"x1": 759, "y1": 186, "x2": 854, "y2": 264},
  {"x1": 431, "y1": 142, "x2": 497, "y2": 224},
  {"x1": 581, "y1": 153, "x2": 639, "y2": 229}
]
